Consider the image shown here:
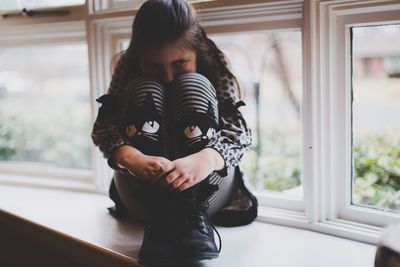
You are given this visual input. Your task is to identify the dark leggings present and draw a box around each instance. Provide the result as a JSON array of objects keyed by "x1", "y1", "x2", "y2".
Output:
[{"x1": 113, "y1": 73, "x2": 235, "y2": 219}]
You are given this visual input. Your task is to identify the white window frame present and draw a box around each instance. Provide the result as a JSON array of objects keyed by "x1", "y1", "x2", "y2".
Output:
[
  {"x1": 89, "y1": 0, "x2": 143, "y2": 14},
  {"x1": 89, "y1": 0, "x2": 215, "y2": 15},
  {"x1": 323, "y1": 1, "x2": 400, "y2": 226},
  {"x1": 0, "y1": 7, "x2": 96, "y2": 192},
  {"x1": 304, "y1": 0, "x2": 400, "y2": 244}
]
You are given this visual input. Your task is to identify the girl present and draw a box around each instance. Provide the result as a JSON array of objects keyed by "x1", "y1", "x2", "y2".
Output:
[{"x1": 91, "y1": 0, "x2": 257, "y2": 265}]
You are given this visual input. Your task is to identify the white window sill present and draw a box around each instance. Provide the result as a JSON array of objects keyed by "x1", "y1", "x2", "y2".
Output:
[{"x1": 0, "y1": 184, "x2": 376, "y2": 267}]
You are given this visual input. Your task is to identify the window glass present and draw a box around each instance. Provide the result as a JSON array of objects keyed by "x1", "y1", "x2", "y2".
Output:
[
  {"x1": 211, "y1": 31, "x2": 303, "y2": 196},
  {"x1": 0, "y1": 43, "x2": 92, "y2": 170},
  {"x1": 352, "y1": 24, "x2": 400, "y2": 212}
]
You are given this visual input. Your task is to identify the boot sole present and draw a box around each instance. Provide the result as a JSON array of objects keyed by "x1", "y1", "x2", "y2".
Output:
[
  {"x1": 181, "y1": 252, "x2": 219, "y2": 261},
  {"x1": 138, "y1": 257, "x2": 178, "y2": 266}
]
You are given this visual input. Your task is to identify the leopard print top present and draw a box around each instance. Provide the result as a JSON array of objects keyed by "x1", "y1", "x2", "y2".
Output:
[{"x1": 91, "y1": 54, "x2": 252, "y2": 176}]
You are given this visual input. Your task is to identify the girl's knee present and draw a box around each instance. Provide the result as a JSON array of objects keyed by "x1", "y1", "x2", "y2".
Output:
[
  {"x1": 173, "y1": 72, "x2": 215, "y2": 93},
  {"x1": 122, "y1": 75, "x2": 167, "y2": 108},
  {"x1": 131, "y1": 74, "x2": 164, "y2": 85},
  {"x1": 124, "y1": 75, "x2": 165, "y2": 95},
  {"x1": 175, "y1": 72, "x2": 209, "y2": 82}
]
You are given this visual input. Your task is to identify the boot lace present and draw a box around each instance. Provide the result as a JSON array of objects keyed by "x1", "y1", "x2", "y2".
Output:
[{"x1": 184, "y1": 198, "x2": 222, "y2": 253}]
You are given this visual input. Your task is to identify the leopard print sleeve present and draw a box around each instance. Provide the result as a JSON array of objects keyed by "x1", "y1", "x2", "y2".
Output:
[
  {"x1": 206, "y1": 71, "x2": 252, "y2": 177},
  {"x1": 91, "y1": 55, "x2": 133, "y2": 165}
]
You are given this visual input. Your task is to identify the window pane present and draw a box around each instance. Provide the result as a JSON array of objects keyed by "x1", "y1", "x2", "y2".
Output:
[
  {"x1": 211, "y1": 31, "x2": 303, "y2": 196},
  {"x1": 352, "y1": 24, "x2": 400, "y2": 212},
  {"x1": 0, "y1": 0, "x2": 84, "y2": 11},
  {"x1": 0, "y1": 43, "x2": 92, "y2": 170}
]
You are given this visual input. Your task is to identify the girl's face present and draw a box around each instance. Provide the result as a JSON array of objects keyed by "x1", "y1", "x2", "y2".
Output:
[{"x1": 139, "y1": 41, "x2": 197, "y2": 84}]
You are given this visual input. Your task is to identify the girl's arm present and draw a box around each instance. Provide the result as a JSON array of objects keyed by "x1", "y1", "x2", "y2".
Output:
[
  {"x1": 91, "y1": 55, "x2": 133, "y2": 169},
  {"x1": 205, "y1": 72, "x2": 252, "y2": 177}
]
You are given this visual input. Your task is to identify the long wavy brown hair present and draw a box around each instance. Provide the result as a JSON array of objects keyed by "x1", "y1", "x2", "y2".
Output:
[{"x1": 112, "y1": 0, "x2": 241, "y2": 97}]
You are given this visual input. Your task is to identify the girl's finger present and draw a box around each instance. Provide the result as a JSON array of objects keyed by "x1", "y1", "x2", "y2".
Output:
[
  {"x1": 170, "y1": 176, "x2": 187, "y2": 190},
  {"x1": 162, "y1": 171, "x2": 180, "y2": 187},
  {"x1": 177, "y1": 181, "x2": 192, "y2": 191},
  {"x1": 161, "y1": 160, "x2": 175, "y2": 173}
]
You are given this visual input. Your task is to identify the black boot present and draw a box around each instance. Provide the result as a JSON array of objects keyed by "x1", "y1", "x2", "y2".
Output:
[
  {"x1": 176, "y1": 183, "x2": 221, "y2": 261},
  {"x1": 134, "y1": 185, "x2": 178, "y2": 266}
]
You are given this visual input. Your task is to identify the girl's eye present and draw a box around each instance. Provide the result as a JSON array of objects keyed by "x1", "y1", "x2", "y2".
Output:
[{"x1": 174, "y1": 60, "x2": 187, "y2": 68}]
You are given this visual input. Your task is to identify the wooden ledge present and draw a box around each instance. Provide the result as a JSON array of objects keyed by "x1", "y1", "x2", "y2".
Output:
[
  {"x1": 0, "y1": 209, "x2": 141, "y2": 267},
  {"x1": 0, "y1": 184, "x2": 376, "y2": 267}
]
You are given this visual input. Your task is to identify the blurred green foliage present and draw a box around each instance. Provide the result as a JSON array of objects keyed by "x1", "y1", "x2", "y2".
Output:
[
  {"x1": 242, "y1": 128, "x2": 301, "y2": 192},
  {"x1": 0, "y1": 99, "x2": 91, "y2": 169},
  {"x1": 353, "y1": 133, "x2": 400, "y2": 211},
  {"x1": 242, "y1": 129, "x2": 400, "y2": 211}
]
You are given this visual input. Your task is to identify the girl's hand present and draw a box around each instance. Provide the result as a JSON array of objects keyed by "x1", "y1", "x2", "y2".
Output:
[
  {"x1": 113, "y1": 145, "x2": 174, "y2": 183},
  {"x1": 160, "y1": 148, "x2": 224, "y2": 191},
  {"x1": 127, "y1": 154, "x2": 175, "y2": 183}
]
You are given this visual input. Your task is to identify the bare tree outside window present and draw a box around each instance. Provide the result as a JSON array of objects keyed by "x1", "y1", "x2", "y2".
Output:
[{"x1": 211, "y1": 31, "x2": 303, "y2": 196}]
